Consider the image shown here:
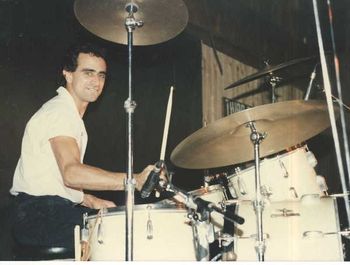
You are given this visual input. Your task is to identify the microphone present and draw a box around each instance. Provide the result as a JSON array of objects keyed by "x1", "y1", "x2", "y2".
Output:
[
  {"x1": 304, "y1": 64, "x2": 318, "y2": 100},
  {"x1": 140, "y1": 161, "x2": 163, "y2": 198},
  {"x1": 194, "y1": 197, "x2": 245, "y2": 225},
  {"x1": 164, "y1": 182, "x2": 245, "y2": 225}
]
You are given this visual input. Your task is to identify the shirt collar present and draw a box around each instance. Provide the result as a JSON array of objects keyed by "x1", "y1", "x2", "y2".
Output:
[{"x1": 56, "y1": 86, "x2": 82, "y2": 120}]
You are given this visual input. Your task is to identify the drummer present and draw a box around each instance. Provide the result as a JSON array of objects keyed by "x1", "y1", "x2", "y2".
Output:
[{"x1": 9, "y1": 42, "x2": 156, "y2": 251}]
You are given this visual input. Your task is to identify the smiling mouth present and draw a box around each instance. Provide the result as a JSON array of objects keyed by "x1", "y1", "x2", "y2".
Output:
[{"x1": 87, "y1": 87, "x2": 98, "y2": 92}]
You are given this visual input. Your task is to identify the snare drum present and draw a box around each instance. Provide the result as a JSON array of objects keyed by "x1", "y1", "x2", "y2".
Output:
[
  {"x1": 227, "y1": 147, "x2": 323, "y2": 201},
  {"x1": 234, "y1": 195, "x2": 344, "y2": 261},
  {"x1": 84, "y1": 200, "x2": 208, "y2": 261}
]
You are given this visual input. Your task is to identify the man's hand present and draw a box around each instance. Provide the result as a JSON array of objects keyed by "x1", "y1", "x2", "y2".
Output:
[
  {"x1": 134, "y1": 163, "x2": 168, "y2": 191},
  {"x1": 134, "y1": 165, "x2": 154, "y2": 191},
  {"x1": 82, "y1": 193, "x2": 116, "y2": 209}
]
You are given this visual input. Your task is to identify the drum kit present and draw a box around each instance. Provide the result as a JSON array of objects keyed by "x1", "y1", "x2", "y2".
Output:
[{"x1": 73, "y1": 0, "x2": 347, "y2": 261}]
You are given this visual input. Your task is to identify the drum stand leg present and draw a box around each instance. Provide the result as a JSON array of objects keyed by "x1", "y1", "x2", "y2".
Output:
[
  {"x1": 247, "y1": 122, "x2": 267, "y2": 261},
  {"x1": 123, "y1": 3, "x2": 144, "y2": 261}
]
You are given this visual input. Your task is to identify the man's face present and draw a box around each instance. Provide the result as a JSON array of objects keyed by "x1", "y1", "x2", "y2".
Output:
[{"x1": 64, "y1": 53, "x2": 107, "y2": 104}]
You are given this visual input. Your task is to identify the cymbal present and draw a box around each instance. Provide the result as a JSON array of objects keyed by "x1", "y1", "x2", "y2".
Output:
[
  {"x1": 224, "y1": 56, "x2": 317, "y2": 90},
  {"x1": 171, "y1": 100, "x2": 338, "y2": 169},
  {"x1": 74, "y1": 0, "x2": 188, "y2": 46}
]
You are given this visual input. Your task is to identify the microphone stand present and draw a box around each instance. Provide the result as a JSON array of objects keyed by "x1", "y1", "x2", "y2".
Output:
[
  {"x1": 163, "y1": 182, "x2": 244, "y2": 225},
  {"x1": 123, "y1": 3, "x2": 143, "y2": 261}
]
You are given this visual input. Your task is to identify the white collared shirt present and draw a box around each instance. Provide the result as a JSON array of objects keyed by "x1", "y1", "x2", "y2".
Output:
[{"x1": 10, "y1": 86, "x2": 87, "y2": 203}]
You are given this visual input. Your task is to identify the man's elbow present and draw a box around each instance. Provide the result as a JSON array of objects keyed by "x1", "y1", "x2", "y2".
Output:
[{"x1": 62, "y1": 163, "x2": 81, "y2": 188}]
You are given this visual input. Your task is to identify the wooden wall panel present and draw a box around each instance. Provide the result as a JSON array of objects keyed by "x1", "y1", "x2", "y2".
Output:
[{"x1": 202, "y1": 42, "x2": 305, "y2": 125}]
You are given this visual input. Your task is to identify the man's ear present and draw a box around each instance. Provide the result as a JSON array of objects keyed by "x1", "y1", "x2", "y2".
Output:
[{"x1": 62, "y1": 70, "x2": 73, "y2": 83}]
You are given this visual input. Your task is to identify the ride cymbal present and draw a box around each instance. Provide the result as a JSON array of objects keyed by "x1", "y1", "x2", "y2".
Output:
[
  {"x1": 171, "y1": 100, "x2": 338, "y2": 169},
  {"x1": 74, "y1": 0, "x2": 188, "y2": 46}
]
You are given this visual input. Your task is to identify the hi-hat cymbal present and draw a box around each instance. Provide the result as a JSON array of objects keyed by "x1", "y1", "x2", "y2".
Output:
[
  {"x1": 224, "y1": 56, "x2": 317, "y2": 90},
  {"x1": 74, "y1": 0, "x2": 188, "y2": 46},
  {"x1": 171, "y1": 100, "x2": 338, "y2": 169}
]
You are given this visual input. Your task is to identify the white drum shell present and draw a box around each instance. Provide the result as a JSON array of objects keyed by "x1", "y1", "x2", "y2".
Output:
[
  {"x1": 235, "y1": 196, "x2": 344, "y2": 261},
  {"x1": 228, "y1": 148, "x2": 322, "y2": 201},
  {"x1": 86, "y1": 203, "x2": 198, "y2": 261}
]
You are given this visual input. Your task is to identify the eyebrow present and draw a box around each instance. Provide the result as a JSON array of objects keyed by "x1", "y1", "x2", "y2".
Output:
[{"x1": 81, "y1": 68, "x2": 107, "y2": 75}]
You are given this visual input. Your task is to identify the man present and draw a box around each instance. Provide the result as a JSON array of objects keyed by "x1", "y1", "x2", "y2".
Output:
[{"x1": 10, "y1": 43, "x2": 154, "y2": 250}]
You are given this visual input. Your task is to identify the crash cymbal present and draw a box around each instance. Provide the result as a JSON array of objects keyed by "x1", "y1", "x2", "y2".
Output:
[
  {"x1": 74, "y1": 0, "x2": 188, "y2": 46},
  {"x1": 171, "y1": 100, "x2": 338, "y2": 169},
  {"x1": 224, "y1": 56, "x2": 316, "y2": 90}
]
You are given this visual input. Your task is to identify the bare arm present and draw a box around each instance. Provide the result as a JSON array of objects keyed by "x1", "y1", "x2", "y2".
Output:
[
  {"x1": 49, "y1": 136, "x2": 153, "y2": 191},
  {"x1": 81, "y1": 193, "x2": 116, "y2": 209}
]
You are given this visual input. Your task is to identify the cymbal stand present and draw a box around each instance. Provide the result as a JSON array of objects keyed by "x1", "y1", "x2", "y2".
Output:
[
  {"x1": 123, "y1": 2, "x2": 143, "y2": 261},
  {"x1": 267, "y1": 74, "x2": 282, "y2": 103},
  {"x1": 246, "y1": 122, "x2": 267, "y2": 261}
]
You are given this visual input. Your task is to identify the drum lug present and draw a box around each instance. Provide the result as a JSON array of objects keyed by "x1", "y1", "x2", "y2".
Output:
[
  {"x1": 146, "y1": 205, "x2": 153, "y2": 239},
  {"x1": 289, "y1": 187, "x2": 299, "y2": 199},
  {"x1": 237, "y1": 176, "x2": 247, "y2": 196},
  {"x1": 270, "y1": 208, "x2": 300, "y2": 218},
  {"x1": 278, "y1": 158, "x2": 289, "y2": 178},
  {"x1": 81, "y1": 227, "x2": 89, "y2": 242},
  {"x1": 97, "y1": 218, "x2": 104, "y2": 244}
]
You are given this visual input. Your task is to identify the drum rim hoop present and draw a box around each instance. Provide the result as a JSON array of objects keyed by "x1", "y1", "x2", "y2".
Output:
[{"x1": 86, "y1": 200, "x2": 187, "y2": 218}]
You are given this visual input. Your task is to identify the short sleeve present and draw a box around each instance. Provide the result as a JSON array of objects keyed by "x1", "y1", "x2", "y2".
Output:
[{"x1": 45, "y1": 109, "x2": 81, "y2": 142}]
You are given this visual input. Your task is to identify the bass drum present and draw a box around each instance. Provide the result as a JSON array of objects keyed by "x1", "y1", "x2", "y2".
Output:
[
  {"x1": 84, "y1": 200, "x2": 209, "y2": 261},
  {"x1": 234, "y1": 195, "x2": 344, "y2": 261},
  {"x1": 227, "y1": 147, "x2": 323, "y2": 201}
]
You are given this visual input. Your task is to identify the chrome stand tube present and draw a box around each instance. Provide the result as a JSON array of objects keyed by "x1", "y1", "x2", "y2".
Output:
[
  {"x1": 247, "y1": 122, "x2": 266, "y2": 261},
  {"x1": 124, "y1": 3, "x2": 143, "y2": 261}
]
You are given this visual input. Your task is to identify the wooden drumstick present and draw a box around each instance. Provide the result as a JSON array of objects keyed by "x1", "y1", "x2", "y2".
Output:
[
  {"x1": 141, "y1": 86, "x2": 174, "y2": 199},
  {"x1": 155, "y1": 86, "x2": 174, "y2": 198},
  {"x1": 160, "y1": 86, "x2": 174, "y2": 161}
]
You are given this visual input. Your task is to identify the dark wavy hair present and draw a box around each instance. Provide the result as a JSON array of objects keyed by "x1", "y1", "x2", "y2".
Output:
[
  {"x1": 62, "y1": 42, "x2": 107, "y2": 72},
  {"x1": 59, "y1": 42, "x2": 107, "y2": 86}
]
